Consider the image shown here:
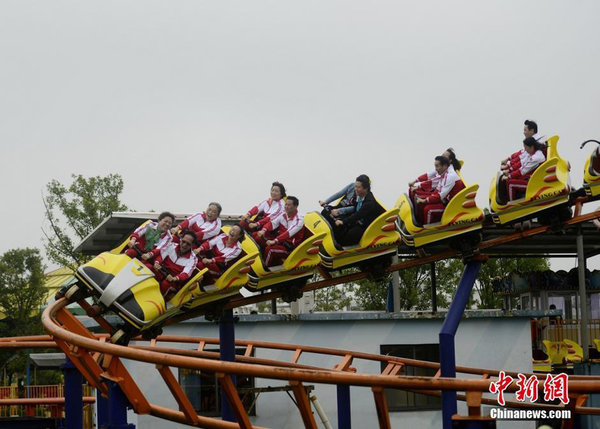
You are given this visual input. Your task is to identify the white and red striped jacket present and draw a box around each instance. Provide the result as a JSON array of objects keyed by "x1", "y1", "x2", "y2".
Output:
[
  {"x1": 425, "y1": 168, "x2": 464, "y2": 204},
  {"x1": 199, "y1": 233, "x2": 242, "y2": 265},
  {"x1": 263, "y1": 212, "x2": 304, "y2": 244},
  {"x1": 415, "y1": 164, "x2": 456, "y2": 190},
  {"x1": 247, "y1": 198, "x2": 285, "y2": 227},
  {"x1": 153, "y1": 243, "x2": 198, "y2": 282},
  {"x1": 130, "y1": 222, "x2": 172, "y2": 251},
  {"x1": 508, "y1": 149, "x2": 545, "y2": 179},
  {"x1": 177, "y1": 212, "x2": 222, "y2": 242}
]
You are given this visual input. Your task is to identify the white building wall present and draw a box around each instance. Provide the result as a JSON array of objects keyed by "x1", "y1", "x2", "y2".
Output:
[{"x1": 124, "y1": 312, "x2": 535, "y2": 429}]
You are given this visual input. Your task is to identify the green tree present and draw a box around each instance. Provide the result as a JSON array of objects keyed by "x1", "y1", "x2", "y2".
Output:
[
  {"x1": 0, "y1": 248, "x2": 47, "y2": 385},
  {"x1": 473, "y1": 257, "x2": 549, "y2": 309},
  {"x1": 352, "y1": 259, "x2": 464, "y2": 311},
  {"x1": 0, "y1": 248, "x2": 46, "y2": 329},
  {"x1": 314, "y1": 284, "x2": 355, "y2": 311},
  {"x1": 42, "y1": 174, "x2": 128, "y2": 267}
]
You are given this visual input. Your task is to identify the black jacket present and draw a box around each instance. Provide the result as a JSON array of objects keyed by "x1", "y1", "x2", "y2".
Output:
[{"x1": 342, "y1": 191, "x2": 384, "y2": 228}]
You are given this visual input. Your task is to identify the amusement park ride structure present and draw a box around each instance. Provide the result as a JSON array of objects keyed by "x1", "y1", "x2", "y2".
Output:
[{"x1": 3, "y1": 139, "x2": 600, "y2": 428}]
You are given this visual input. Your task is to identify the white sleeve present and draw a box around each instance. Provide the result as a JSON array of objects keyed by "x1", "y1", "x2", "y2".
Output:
[
  {"x1": 181, "y1": 254, "x2": 198, "y2": 277},
  {"x1": 285, "y1": 216, "x2": 304, "y2": 239},
  {"x1": 188, "y1": 212, "x2": 206, "y2": 228},
  {"x1": 521, "y1": 151, "x2": 546, "y2": 175},
  {"x1": 202, "y1": 218, "x2": 222, "y2": 239},
  {"x1": 439, "y1": 173, "x2": 458, "y2": 200}
]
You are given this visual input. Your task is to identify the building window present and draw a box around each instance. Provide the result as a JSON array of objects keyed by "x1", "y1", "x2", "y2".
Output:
[
  {"x1": 380, "y1": 344, "x2": 441, "y2": 412},
  {"x1": 179, "y1": 348, "x2": 256, "y2": 417}
]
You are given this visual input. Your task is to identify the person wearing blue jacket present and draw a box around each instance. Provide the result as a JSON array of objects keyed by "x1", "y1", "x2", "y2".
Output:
[{"x1": 319, "y1": 182, "x2": 357, "y2": 223}]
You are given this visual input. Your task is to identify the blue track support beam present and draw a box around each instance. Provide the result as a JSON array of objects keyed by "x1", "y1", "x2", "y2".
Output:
[
  {"x1": 62, "y1": 359, "x2": 83, "y2": 429},
  {"x1": 337, "y1": 384, "x2": 351, "y2": 429},
  {"x1": 107, "y1": 380, "x2": 135, "y2": 429},
  {"x1": 97, "y1": 388, "x2": 109, "y2": 429},
  {"x1": 439, "y1": 260, "x2": 482, "y2": 429},
  {"x1": 219, "y1": 309, "x2": 237, "y2": 422}
]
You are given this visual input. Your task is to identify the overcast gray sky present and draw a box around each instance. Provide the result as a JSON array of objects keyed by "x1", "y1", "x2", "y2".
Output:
[{"x1": 1, "y1": 1, "x2": 599, "y2": 270}]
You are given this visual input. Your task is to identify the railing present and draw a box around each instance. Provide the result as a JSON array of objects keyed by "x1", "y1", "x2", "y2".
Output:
[
  {"x1": 0, "y1": 384, "x2": 94, "y2": 428},
  {"x1": 538, "y1": 318, "x2": 600, "y2": 345}
]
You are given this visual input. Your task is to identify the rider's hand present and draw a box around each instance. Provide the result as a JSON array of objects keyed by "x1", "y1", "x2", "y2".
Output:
[
  {"x1": 408, "y1": 180, "x2": 416, "y2": 187},
  {"x1": 128, "y1": 239, "x2": 136, "y2": 248},
  {"x1": 266, "y1": 240, "x2": 276, "y2": 246},
  {"x1": 166, "y1": 274, "x2": 177, "y2": 282},
  {"x1": 202, "y1": 258, "x2": 213, "y2": 265},
  {"x1": 154, "y1": 262, "x2": 162, "y2": 270},
  {"x1": 335, "y1": 220, "x2": 344, "y2": 227},
  {"x1": 142, "y1": 252, "x2": 152, "y2": 260},
  {"x1": 319, "y1": 200, "x2": 326, "y2": 206},
  {"x1": 257, "y1": 229, "x2": 266, "y2": 237},
  {"x1": 331, "y1": 209, "x2": 339, "y2": 217},
  {"x1": 170, "y1": 226, "x2": 180, "y2": 235}
]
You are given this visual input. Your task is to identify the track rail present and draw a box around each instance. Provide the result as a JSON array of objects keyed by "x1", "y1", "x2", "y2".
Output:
[{"x1": 22, "y1": 298, "x2": 600, "y2": 428}]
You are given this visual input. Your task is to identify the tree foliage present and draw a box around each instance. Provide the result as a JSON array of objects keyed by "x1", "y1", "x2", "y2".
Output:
[
  {"x1": 0, "y1": 248, "x2": 47, "y2": 384},
  {"x1": 314, "y1": 256, "x2": 549, "y2": 312},
  {"x1": 42, "y1": 174, "x2": 127, "y2": 267},
  {"x1": 314, "y1": 284, "x2": 354, "y2": 311},
  {"x1": 473, "y1": 257, "x2": 549, "y2": 309},
  {"x1": 0, "y1": 248, "x2": 46, "y2": 327}
]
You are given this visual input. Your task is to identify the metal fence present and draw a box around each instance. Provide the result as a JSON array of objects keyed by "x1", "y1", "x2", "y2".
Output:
[{"x1": 0, "y1": 384, "x2": 94, "y2": 428}]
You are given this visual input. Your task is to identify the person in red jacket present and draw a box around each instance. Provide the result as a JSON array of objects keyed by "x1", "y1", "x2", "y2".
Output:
[
  {"x1": 253, "y1": 196, "x2": 305, "y2": 267},
  {"x1": 500, "y1": 136, "x2": 546, "y2": 201},
  {"x1": 415, "y1": 156, "x2": 465, "y2": 225},
  {"x1": 149, "y1": 230, "x2": 198, "y2": 297},
  {"x1": 171, "y1": 203, "x2": 222, "y2": 246},
  {"x1": 195, "y1": 224, "x2": 245, "y2": 283},
  {"x1": 240, "y1": 182, "x2": 286, "y2": 232},
  {"x1": 124, "y1": 211, "x2": 174, "y2": 258},
  {"x1": 408, "y1": 148, "x2": 460, "y2": 202}
]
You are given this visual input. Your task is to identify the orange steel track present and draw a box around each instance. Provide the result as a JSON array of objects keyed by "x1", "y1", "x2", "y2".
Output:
[
  {"x1": 2, "y1": 207, "x2": 598, "y2": 427},
  {"x1": 0, "y1": 298, "x2": 588, "y2": 428}
]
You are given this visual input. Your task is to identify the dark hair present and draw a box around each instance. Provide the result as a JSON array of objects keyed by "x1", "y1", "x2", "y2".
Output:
[
  {"x1": 355, "y1": 174, "x2": 371, "y2": 191},
  {"x1": 181, "y1": 229, "x2": 197, "y2": 243},
  {"x1": 524, "y1": 119, "x2": 538, "y2": 134},
  {"x1": 272, "y1": 181, "x2": 286, "y2": 198},
  {"x1": 158, "y1": 211, "x2": 175, "y2": 222},
  {"x1": 445, "y1": 147, "x2": 461, "y2": 171},
  {"x1": 287, "y1": 196, "x2": 299, "y2": 207},
  {"x1": 523, "y1": 136, "x2": 545, "y2": 151},
  {"x1": 232, "y1": 224, "x2": 246, "y2": 242},
  {"x1": 208, "y1": 202, "x2": 222, "y2": 215},
  {"x1": 435, "y1": 155, "x2": 450, "y2": 167}
]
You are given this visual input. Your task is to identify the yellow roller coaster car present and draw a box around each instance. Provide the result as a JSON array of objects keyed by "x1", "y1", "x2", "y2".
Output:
[
  {"x1": 243, "y1": 228, "x2": 326, "y2": 301},
  {"x1": 581, "y1": 139, "x2": 600, "y2": 197},
  {"x1": 304, "y1": 202, "x2": 400, "y2": 275},
  {"x1": 489, "y1": 135, "x2": 571, "y2": 225},
  {"x1": 396, "y1": 173, "x2": 484, "y2": 248},
  {"x1": 65, "y1": 223, "x2": 257, "y2": 341}
]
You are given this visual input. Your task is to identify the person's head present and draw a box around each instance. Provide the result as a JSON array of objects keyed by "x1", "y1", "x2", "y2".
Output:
[
  {"x1": 206, "y1": 202, "x2": 222, "y2": 221},
  {"x1": 180, "y1": 230, "x2": 196, "y2": 251},
  {"x1": 229, "y1": 224, "x2": 245, "y2": 243},
  {"x1": 443, "y1": 147, "x2": 461, "y2": 171},
  {"x1": 157, "y1": 211, "x2": 175, "y2": 232},
  {"x1": 549, "y1": 304, "x2": 557, "y2": 310},
  {"x1": 285, "y1": 196, "x2": 299, "y2": 216},
  {"x1": 270, "y1": 182, "x2": 286, "y2": 200},
  {"x1": 354, "y1": 174, "x2": 371, "y2": 197},
  {"x1": 524, "y1": 119, "x2": 538, "y2": 138},
  {"x1": 434, "y1": 155, "x2": 450, "y2": 175},
  {"x1": 523, "y1": 136, "x2": 538, "y2": 154}
]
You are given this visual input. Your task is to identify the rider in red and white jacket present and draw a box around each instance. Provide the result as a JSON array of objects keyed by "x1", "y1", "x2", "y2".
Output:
[
  {"x1": 254, "y1": 197, "x2": 305, "y2": 267},
  {"x1": 172, "y1": 203, "x2": 222, "y2": 245},
  {"x1": 149, "y1": 230, "x2": 198, "y2": 296},
  {"x1": 195, "y1": 225, "x2": 245, "y2": 281},
  {"x1": 240, "y1": 182, "x2": 286, "y2": 231}
]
